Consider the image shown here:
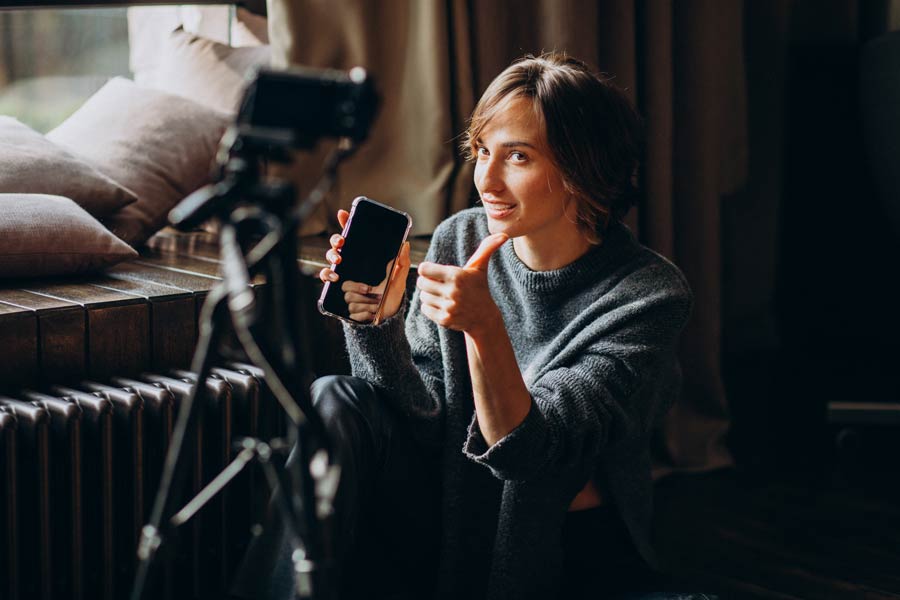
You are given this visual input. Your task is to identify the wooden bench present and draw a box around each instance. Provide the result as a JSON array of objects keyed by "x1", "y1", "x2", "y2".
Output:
[{"x1": 0, "y1": 228, "x2": 430, "y2": 392}]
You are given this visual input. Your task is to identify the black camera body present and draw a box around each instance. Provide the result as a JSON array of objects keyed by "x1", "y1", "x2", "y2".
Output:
[
  {"x1": 171, "y1": 65, "x2": 379, "y2": 229},
  {"x1": 236, "y1": 65, "x2": 379, "y2": 149}
]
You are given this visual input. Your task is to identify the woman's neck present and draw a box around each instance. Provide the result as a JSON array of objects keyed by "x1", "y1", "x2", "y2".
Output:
[{"x1": 512, "y1": 232, "x2": 594, "y2": 272}]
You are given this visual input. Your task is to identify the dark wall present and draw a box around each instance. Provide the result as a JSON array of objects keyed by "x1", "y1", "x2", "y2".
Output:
[{"x1": 724, "y1": 0, "x2": 900, "y2": 480}]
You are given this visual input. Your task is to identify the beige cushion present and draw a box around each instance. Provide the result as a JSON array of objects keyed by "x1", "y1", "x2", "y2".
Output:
[
  {"x1": 47, "y1": 77, "x2": 230, "y2": 246},
  {"x1": 148, "y1": 28, "x2": 270, "y2": 114},
  {"x1": 0, "y1": 194, "x2": 137, "y2": 278},
  {"x1": 0, "y1": 116, "x2": 137, "y2": 217},
  {"x1": 233, "y1": 7, "x2": 269, "y2": 46}
]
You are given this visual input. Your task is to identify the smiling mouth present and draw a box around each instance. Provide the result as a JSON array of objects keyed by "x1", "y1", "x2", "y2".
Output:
[{"x1": 482, "y1": 199, "x2": 516, "y2": 217}]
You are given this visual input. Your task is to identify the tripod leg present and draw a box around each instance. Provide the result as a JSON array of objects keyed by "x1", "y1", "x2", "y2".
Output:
[{"x1": 130, "y1": 284, "x2": 229, "y2": 600}]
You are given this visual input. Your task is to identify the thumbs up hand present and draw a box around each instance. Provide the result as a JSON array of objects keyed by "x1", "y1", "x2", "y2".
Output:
[
  {"x1": 463, "y1": 233, "x2": 509, "y2": 270},
  {"x1": 416, "y1": 233, "x2": 509, "y2": 336}
]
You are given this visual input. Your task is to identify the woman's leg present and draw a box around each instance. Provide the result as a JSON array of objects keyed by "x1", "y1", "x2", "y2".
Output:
[
  {"x1": 231, "y1": 375, "x2": 440, "y2": 600},
  {"x1": 312, "y1": 375, "x2": 441, "y2": 599}
]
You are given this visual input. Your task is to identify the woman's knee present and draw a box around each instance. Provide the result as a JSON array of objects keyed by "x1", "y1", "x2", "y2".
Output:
[{"x1": 310, "y1": 375, "x2": 391, "y2": 436}]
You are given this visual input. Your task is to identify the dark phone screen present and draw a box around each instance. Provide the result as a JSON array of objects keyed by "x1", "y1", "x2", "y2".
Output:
[{"x1": 319, "y1": 198, "x2": 410, "y2": 322}]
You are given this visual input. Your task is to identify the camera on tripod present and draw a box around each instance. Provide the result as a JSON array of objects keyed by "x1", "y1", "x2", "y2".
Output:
[
  {"x1": 136, "y1": 65, "x2": 379, "y2": 600},
  {"x1": 171, "y1": 64, "x2": 378, "y2": 231},
  {"x1": 237, "y1": 65, "x2": 378, "y2": 150}
]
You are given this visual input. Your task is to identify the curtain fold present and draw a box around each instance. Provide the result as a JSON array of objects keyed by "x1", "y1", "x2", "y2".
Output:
[
  {"x1": 268, "y1": 0, "x2": 746, "y2": 473},
  {"x1": 661, "y1": 0, "x2": 745, "y2": 472},
  {"x1": 267, "y1": 0, "x2": 464, "y2": 237}
]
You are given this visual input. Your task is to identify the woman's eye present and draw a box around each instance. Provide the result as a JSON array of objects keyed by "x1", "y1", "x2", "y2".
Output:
[
  {"x1": 476, "y1": 146, "x2": 489, "y2": 157},
  {"x1": 510, "y1": 151, "x2": 527, "y2": 162}
]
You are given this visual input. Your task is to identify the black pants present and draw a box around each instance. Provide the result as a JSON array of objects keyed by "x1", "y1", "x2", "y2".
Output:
[{"x1": 232, "y1": 375, "x2": 658, "y2": 600}]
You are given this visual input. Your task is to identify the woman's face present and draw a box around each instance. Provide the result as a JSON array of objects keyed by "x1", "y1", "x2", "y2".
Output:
[{"x1": 473, "y1": 95, "x2": 581, "y2": 247}]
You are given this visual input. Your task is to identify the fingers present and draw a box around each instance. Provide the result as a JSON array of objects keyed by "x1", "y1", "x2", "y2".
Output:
[
  {"x1": 418, "y1": 295, "x2": 456, "y2": 331},
  {"x1": 323, "y1": 210, "x2": 349, "y2": 280},
  {"x1": 464, "y1": 233, "x2": 509, "y2": 270},
  {"x1": 417, "y1": 261, "x2": 456, "y2": 282},
  {"x1": 415, "y1": 274, "x2": 444, "y2": 296},
  {"x1": 344, "y1": 290, "x2": 380, "y2": 304},
  {"x1": 348, "y1": 309, "x2": 376, "y2": 323},
  {"x1": 418, "y1": 301, "x2": 443, "y2": 327},
  {"x1": 417, "y1": 233, "x2": 507, "y2": 282},
  {"x1": 348, "y1": 303, "x2": 378, "y2": 317},
  {"x1": 418, "y1": 289, "x2": 448, "y2": 311},
  {"x1": 341, "y1": 280, "x2": 370, "y2": 295},
  {"x1": 319, "y1": 267, "x2": 338, "y2": 283}
]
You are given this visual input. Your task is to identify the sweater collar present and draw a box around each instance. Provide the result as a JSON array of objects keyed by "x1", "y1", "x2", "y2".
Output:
[{"x1": 498, "y1": 221, "x2": 636, "y2": 294}]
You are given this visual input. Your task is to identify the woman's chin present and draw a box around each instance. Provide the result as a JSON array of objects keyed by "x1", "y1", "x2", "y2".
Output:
[
  {"x1": 486, "y1": 220, "x2": 512, "y2": 237},
  {"x1": 485, "y1": 215, "x2": 518, "y2": 237}
]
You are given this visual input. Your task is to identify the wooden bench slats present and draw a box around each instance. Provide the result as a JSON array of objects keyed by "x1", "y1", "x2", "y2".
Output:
[
  {"x1": 107, "y1": 263, "x2": 218, "y2": 294},
  {"x1": 0, "y1": 302, "x2": 38, "y2": 392},
  {"x1": 107, "y1": 261, "x2": 224, "y2": 336},
  {"x1": 135, "y1": 253, "x2": 268, "y2": 288},
  {"x1": 1, "y1": 228, "x2": 432, "y2": 391},
  {"x1": 88, "y1": 277, "x2": 197, "y2": 372},
  {"x1": 0, "y1": 290, "x2": 86, "y2": 384},
  {"x1": 0, "y1": 246, "x2": 251, "y2": 388},
  {"x1": 21, "y1": 283, "x2": 149, "y2": 381}
]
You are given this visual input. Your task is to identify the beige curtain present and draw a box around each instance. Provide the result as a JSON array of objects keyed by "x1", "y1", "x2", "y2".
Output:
[
  {"x1": 268, "y1": 0, "x2": 746, "y2": 473},
  {"x1": 267, "y1": 0, "x2": 467, "y2": 236}
]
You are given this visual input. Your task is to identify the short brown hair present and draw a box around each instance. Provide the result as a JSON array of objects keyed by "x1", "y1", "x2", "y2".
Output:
[{"x1": 462, "y1": 53, "x2": 643, "y2": 243}]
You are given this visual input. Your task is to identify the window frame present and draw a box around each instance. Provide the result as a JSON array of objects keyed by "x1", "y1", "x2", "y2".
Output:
[{"x1": 0, "y1": 0, "x2": 241, "y2": 8}]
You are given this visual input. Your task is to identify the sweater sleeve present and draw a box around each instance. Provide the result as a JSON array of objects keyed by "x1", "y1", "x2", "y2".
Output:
[
  {"x1": 462, "y1": 282, "x2": 692, "y2": 482},
  {"x1": 341, "y1": 224, "x2": 460, "y2": 447}
]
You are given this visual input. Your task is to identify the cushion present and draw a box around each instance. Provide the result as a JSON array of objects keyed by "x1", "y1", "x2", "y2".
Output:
[
  {"x1": 0, "y1": 116, "x2": 137, "y2": 217},
  {"x1": 233, "y1": 7, "x2": 269, "y2": 46},
  {"x1": 147, "y1": 27, "x2": 270, "y2": 114},
  {"x1": 0, "y1": 194, "x2": 137, "y2": 278},
  {"x1": 47, "y1": 77, "x2": 230, "y2": 246}
]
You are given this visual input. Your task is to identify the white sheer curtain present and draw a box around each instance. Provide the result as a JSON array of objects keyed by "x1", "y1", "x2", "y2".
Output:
[{"x1": 128, "y1": 6, "x2": 267, "y2": 85}]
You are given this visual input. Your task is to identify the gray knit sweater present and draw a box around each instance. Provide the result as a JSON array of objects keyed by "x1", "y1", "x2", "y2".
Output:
[{"x1": 343, "y1": 207, "x2": 692, "y2": 600}]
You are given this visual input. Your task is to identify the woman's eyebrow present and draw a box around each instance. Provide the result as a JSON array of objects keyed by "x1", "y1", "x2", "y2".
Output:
[
  {"x1": 473, "y1": 137, "x2": 539, "y2": 149},
  {"x1": 500, "y1": 140, "x2": 537, "y2": 149}
]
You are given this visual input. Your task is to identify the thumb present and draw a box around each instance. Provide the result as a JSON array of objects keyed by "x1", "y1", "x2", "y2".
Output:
[{"x1": 465, "y1": 233, "x2": 509, "y2": 270}]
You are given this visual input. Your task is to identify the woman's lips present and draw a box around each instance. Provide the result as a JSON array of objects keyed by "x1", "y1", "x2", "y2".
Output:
[{"x1": 483, "y1": 199, "x2": 515, "y2": 219}]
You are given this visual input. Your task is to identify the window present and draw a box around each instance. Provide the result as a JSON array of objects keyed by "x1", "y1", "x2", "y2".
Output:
[
  {"x1": 0, "y1": 8, "x2": 129, "y2": 131},
  {"x1": 0, "y1": 4, "x2": 244, "y2": 132}
]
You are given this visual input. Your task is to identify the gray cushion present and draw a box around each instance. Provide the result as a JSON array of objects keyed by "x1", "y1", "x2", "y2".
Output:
[
  {"x1": 47, "y1": 77, "x2": 230, "y2": 246},
  {"x1": 0, "y1": 193, "x2": 137, "y2": 278},
  {"x1": 0, "y1": 116, "x2": 137, "y2": 217}
]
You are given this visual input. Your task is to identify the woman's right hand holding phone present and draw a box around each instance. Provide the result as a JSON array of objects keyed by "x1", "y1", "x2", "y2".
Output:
[{"x1": 319, "y1": 209, "x2": 412, "y2": 322}]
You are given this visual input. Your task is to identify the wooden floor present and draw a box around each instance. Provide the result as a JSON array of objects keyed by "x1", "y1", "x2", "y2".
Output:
[{"x1": 653, "y1": 465, "x2": 900, "y2": 600}]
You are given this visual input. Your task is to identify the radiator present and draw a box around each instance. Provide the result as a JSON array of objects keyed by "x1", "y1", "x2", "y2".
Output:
[{"x1": 0, "y1": 364, "x2": 280, "y2": 600}]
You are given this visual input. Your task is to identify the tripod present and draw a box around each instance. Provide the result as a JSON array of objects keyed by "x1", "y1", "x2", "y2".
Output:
[{"x1": 130, "y1": 131, "x2": 356, "y2": 600}]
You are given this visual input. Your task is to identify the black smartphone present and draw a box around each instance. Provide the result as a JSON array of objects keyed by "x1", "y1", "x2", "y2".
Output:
[{"x1": 318, "y1": 197, "x2": 412, "y2": 324}]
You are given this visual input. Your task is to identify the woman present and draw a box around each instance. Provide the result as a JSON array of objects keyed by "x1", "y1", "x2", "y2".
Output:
[{"x1": 251, "y1": 53, "x2": 693, "y2": 600}]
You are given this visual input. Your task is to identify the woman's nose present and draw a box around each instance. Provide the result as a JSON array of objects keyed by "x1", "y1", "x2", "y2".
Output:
[{"x1": 475, "y1": 156, "x2": 503, "y2": 193}]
